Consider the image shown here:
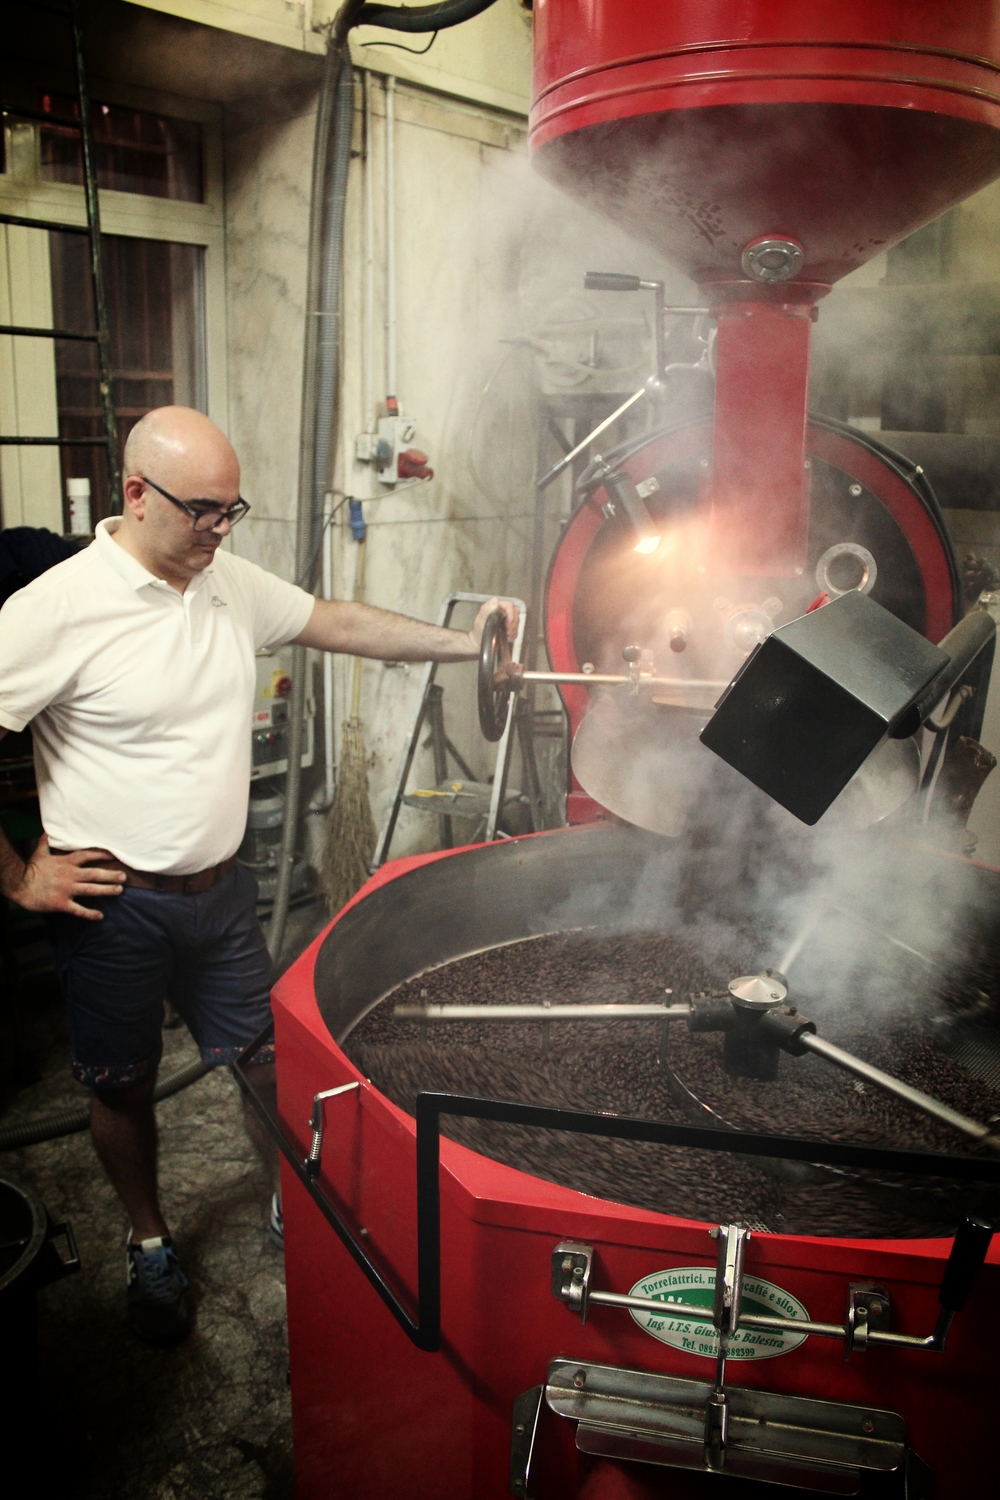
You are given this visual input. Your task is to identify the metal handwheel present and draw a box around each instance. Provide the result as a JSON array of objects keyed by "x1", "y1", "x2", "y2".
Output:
[
  {"x1": 478, "y1": 609, "x2": 520, "y2": 742},
  {"x1": 476, "y1": 610, "x2": 728, "y2": 742}
]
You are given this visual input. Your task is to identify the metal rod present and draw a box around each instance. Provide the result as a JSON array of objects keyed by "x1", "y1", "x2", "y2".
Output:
[
  {"x1": 394, "y1": 1003, "x2": 693, "y2": 1022},
  {"x1": 384, "y1": 74, "x2": 396, "y2": 400},
  {"x1": 894, "y1": 609, "x2": 996, "y2": 738},
  {"x1": 363, "y1": 69, "x2": 375, "y2": 429},
  {"x1": 485, "y1": 602, "x2": 527, "y2": 843},
  {"x1": 0, "y1": 324, "x2": 98, "y2": 341},
  {"x1": 799, "y1": 1032, "x2": 996, "y2": 1145},
  {"x1": 321, "y1": 491, "x2": 335, "y2": 806},
  {"x1": 71, "y1": 0, "x2": 121, "y2": 514},
  {"x1": 590, "y1": 1290, "x2": 715, "y2": 1321},
  {"x1": 0, "y1": 212, "x2": 90, "y2": 235},
  {"x1": 587, "y1": 1294, "x2": 936, "y2": 1351},
  {"x1": 535, "y1": 385, "x2": 647, "y2": 490},
  {"x1": 1, "y1": 105, "x2": 82, "y2": 128},
  {"x1": 649, "y1": 280, "x2": 666, "y2": 382},
  {"x1": 518, "y1": 672, "x2": 728, "y2": 689},
  {"x1": 0, "y1": 435, "x2": 110, "y2": 445},
  {"x1": 925, "y1": 683, "x2": 973, "y2": 733}
]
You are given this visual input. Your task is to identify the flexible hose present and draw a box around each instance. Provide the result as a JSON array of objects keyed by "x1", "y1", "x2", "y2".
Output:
[
  {"x1": 0, "y1": 1057, "x2": 209, "y2": 1153},
  {"x1": 358, "y1": 0, "x2": 498, "y2": 30}
]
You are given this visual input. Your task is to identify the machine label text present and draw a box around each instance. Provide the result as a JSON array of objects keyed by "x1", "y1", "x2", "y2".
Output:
[{"x1": 628, "y1": 1266, "x2": 810, "y2": 1360}]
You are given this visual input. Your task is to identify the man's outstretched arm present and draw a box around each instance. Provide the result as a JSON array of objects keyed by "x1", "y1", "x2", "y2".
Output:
[{"x1": 292, "y1": 595, "x2": 518, "y2": 660}]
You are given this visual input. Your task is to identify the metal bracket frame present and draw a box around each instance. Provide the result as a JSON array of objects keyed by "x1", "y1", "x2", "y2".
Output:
[
  {"x1": 552, "y1": 1227, "x2": 986, "y2": 1363},
  {"x1": 234, "y1": 1023, "x2": 1000, "y2": 1355},
  {"x1": 537, "y1": 1358, "x2": 912, "y2": 1494},
  {"x1": 509, "y1": 1384, "x2": 543, "y2": 1499}
]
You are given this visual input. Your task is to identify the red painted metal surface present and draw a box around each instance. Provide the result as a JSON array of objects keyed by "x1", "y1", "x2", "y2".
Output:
[
  {"x1": 276, "y1": 839, "x2": 1000, "y2": 1499},
  {"x1": 530, "y1": 2, "x2": 1000, "y2": 580},
  {"x1": 280, "y1": 12, "x2": 994, "y2": 1495},
  {"x1": 530, "y1": 1, "x2": 1000, "y2": 285},
  {"x1": 710, "y1": 300, "x2": 815, "y2": 573},
  {"x1": 544, "y1": 421, "x2": 958, "y2": 750},
  {"x1": 806, "y1": 426, "x2": 956, "y2": 643}
]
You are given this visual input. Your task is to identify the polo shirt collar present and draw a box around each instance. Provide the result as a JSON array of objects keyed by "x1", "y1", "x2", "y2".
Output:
[{"x1": 94, "y1": 517, "x2": 213, "y2": 595}]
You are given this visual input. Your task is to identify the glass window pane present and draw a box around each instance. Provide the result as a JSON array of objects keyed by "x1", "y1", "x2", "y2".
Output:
[
  {"x1": 49, "y1": 231, "x2": 207, "y2": 525},
  {"x1": 39, "y1": 94, "x2": 203, "y2": 203}
]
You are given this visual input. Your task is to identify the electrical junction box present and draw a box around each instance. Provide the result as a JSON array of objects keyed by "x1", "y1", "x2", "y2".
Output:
[
  {"x1": 355, "y1": 412, "x2": 418, "y2": 485},
  {"x1": 251, "y1": 649, "x2": 314, "y2": 781},
  {"x1": 700, "y1": 590, "x2": 948, "y2": 825}
]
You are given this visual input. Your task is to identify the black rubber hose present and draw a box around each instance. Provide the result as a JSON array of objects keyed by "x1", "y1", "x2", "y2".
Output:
[
  {"x1": 0, "y1": 1057, "x2": 209, "y2": 1153},
  {"x1": 358, "y1": 0, "x2": 498, "y2": 31}
]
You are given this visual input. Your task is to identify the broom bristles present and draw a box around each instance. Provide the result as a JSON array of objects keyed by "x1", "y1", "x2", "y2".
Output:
[{"x1": 322, "y1": 716, "x2": 377, "y2": 915}]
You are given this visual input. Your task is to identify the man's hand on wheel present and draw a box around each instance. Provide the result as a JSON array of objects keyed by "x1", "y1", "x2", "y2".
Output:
[
  {"x1": 4, "y1": 834, "x2": 126, "y2": 920},
  {"x1": 469, "y1": 597, "x2": 519, "y2": 655}
]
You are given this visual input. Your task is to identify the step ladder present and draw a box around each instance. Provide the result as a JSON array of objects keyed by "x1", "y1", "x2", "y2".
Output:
[
  {"x1": 0, "y1": 0, "x2": 121, "y2": 513},
  {"x1": 372, "y1": 592, "x2": 527, "y2": 867}
]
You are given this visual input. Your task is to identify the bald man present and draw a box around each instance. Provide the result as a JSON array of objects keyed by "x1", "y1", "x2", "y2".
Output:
[{"x1": 0, "y1": 406, "x2": 516, "y2": 1345}]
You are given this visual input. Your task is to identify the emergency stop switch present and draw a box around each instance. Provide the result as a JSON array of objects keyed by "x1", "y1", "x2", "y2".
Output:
[{"x1": 398, "y1": 448, "x2": 433, "y2": 481}]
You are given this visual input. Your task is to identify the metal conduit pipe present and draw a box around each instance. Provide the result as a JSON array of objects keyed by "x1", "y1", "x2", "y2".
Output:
[
  {"x1": 268, "y1": 0, "x2": 501, "y2": 962},
  {"x1": 0, "y1": 1057, "x2": 209, "y2": 1153},
  {"x1": 269, "y1": 14, "x2": 359, "y2": 962}
]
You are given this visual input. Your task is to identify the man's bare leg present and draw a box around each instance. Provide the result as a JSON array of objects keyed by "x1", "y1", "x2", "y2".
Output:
[
  {"x1": 90, "y1": 1076, "x2": 170, "y2": 1241},
  {"x1": 240, "y1": 1061, "x2": 281, "y2": 1195}
]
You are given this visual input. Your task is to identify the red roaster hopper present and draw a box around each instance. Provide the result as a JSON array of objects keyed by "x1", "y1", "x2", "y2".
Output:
[{"x1": 243, "y1": 6, "x2": 1000, "y2": 1498}]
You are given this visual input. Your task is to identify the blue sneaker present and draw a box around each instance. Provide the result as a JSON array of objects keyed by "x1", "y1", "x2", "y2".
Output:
[
  {"x1": 126, "y1": 1233, "x2": 191, "y2": 1344},
  {"x1": 268, "y1": 1193, "x2": 284, "y2": 1251}
]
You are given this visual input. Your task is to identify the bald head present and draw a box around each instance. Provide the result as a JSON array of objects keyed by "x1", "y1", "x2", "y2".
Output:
[
  {"x1": 116, "y1": 407, "x2": 243, "y2": 589},
  {"x1": 123, "y1": 406, "x2": 239, "y2": 498}
]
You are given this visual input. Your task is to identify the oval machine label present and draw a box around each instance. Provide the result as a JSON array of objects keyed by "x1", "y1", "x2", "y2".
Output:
[{"x1": 629, "y1": 1266, "x2": 810, "y2": 1361}]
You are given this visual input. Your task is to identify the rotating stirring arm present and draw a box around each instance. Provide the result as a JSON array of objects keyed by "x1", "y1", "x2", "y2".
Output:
[
  {"x1": 398, "y1": 964, "x2": 1000, "y2": 1151},
  {"x1": 477, "y1": 608, "x2": 725, "y2": 741}
]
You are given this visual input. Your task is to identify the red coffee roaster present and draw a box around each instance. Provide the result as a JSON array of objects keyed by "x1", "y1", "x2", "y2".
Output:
[{"x1": 237, "y1": 6, "x2": 1000, "y2": 1497}]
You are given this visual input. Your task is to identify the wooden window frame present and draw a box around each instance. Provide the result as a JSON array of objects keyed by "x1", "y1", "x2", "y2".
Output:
[{"x1": 0, "y1": 77, "x2": 227, "y2": 531}]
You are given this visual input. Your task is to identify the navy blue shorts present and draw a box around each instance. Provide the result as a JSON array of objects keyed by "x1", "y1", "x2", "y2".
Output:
[{"x1": 46, "y1": 863, "x2": 274, "y2": 1089}]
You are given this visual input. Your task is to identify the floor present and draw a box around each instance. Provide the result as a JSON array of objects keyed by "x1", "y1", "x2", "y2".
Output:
[{"x1": 1, "y1": 897, "x2": 327, "y2": 1500}]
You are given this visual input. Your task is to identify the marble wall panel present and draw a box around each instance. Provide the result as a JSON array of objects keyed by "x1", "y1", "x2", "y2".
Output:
[
  {"x1": 220, "y1": 73, "x2": 690, "y2": 861},
  {"x1": 223, "y1": 95, "x2": 316, "y2": 580}
]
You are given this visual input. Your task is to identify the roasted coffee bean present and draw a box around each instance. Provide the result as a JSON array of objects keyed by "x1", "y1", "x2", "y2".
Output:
[{"x1": 345, "y1": 931, "x2": 1000, "y2": 1238}]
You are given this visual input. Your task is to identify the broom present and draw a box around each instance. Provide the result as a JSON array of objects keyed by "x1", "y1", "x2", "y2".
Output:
[{"x1": 321, "y1": 528, "x2": 377, "y2": 914}]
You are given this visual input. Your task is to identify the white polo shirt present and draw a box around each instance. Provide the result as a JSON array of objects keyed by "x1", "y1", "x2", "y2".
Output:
[{"x1": 0, "y1": 519, "x2": 314, "y2": 874}]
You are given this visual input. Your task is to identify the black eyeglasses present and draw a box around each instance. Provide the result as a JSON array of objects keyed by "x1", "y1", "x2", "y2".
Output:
[{"x1": 141, "y1": 476, "x2": 251, "y2": 532}]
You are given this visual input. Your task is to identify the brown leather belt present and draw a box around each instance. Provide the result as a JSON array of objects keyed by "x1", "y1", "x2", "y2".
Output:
[
  {"x1": 120, "y1": 855, "x2": 239, "y2": 895},
  {"x1": 52, "y1": 850, "x2": 238, "y2": 895}
]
